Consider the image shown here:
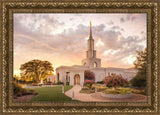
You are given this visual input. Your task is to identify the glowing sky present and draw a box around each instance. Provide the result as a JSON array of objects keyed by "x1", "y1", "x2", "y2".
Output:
[{"x1": 14, "y1": 13, "x2": 146, "y2": 75}]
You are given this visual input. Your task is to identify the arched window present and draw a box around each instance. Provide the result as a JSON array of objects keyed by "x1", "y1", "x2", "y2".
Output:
[
  {"x1": 94, "y1": 62, "x2": 97, "y2": 67},
  {"x1": 84, "y1": 62, "x2": 86, "y2": 66}
]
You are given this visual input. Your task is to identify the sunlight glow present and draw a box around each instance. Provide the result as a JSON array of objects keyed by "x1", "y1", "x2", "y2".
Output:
[
  {"x1": 96, "y1": 39, "x2": 104, "y2": 47},
  {"x1": 125, "y1": 55, "x2": 136, "y2": 65}
]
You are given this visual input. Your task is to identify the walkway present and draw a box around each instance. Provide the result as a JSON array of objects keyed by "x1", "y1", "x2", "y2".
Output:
[{"x1": 65, "y1": 85, "x2": 147, "y2": 102}]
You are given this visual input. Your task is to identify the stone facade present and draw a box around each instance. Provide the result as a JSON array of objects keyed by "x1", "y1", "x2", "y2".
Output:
[{"x1": 56, "y1": 22, "x2": 137, "y2": 86}]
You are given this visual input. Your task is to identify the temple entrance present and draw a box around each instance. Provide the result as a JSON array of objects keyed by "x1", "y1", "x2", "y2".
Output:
[{"x1": 74, "y1": 74, "x2": 80, "y2": 85}]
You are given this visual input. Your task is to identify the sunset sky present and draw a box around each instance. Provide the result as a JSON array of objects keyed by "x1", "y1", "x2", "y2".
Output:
[{"x1": 14, "y1": 13, "x2": 146, "y2": 75}]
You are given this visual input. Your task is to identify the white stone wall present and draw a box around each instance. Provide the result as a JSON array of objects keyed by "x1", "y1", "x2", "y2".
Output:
[
  {"x1": 56, "y1": 66, "x2": 137, "y2": 86},
  {"x1": 56, "y1": 67, "x2": 85, "y2": 86}
]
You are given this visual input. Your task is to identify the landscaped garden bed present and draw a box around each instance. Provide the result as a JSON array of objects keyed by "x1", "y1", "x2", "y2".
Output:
[
  {"x1": 13, "y1": 82, "x2": 38, "y2": 99},
  {"x1": 80, "y1": 73, "x2": 146, "y2": 99},
  {"x1": 79, "y1": 86, "x2": 95, "y2": 94}
]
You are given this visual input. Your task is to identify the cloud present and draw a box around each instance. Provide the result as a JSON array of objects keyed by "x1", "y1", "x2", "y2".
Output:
[
  {"x1": 108, "y1": 21, "x2": 114, "y2": 25},
  {"x1": 120, "y1": 17, "x2": 125, "y2": 23},
  {"x1": 14, "y1": 14, "x2": 65, "y2": 35},
  {"x1": 14, "y1": 13, "x2": 146, "y2": 71},
  {"x1": 120, "y1": 14, "x2": 137, "y2": 23}
]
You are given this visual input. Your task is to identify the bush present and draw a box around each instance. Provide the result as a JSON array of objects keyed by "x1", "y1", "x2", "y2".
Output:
[
  {"x1": 130, "y1": 88, "x2": 146, "y2": 95},
  {"x1": 130, "y1": 72, "x2": 146, "y2": 87},
  {"x1": 82, "y1": 87, "x2": 90, "y2": 90},
  {"x1": 47, "y1": 81, "x2": 52, "y2": 84},
  {"x1": 83, "y1": 80, "x2": 94, "y2": 89},
  {"x1": 57, "y1": 80, "x2": 63, "y2": 85},
  {"x1": 66, "y1": 82, "x2": 70, "y2": 85},
  {"x1": 97, "y1": 81, "x2": 104, "y2": 84},
  {"x1": 103, "y1": 73, "x2": 128, "y2": 89},
  {"x1": 21, "y1": 88, "x2": 28, "y2": 96},
  {"x1": 32, "y1": 83, "x2": 38, "y2": 86},
  {"x1": 84, "y1": 70, "x2": 95, "y2": 80},
  {"x1": 13, "y1": 82, "x2": 21, "y2": 94},
  {"x1": 13, "y1": 82, "x2": 38, "y2": 97},
  {"x1": 80, "y1": 88, "x2": 95, "y2": 94},
  {"x1": 92, "y1": 84, "x2": 107, "y2": 92}
]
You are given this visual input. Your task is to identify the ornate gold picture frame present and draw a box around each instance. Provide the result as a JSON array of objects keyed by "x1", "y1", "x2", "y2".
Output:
[{"x1": 0, "y1": 0, "x2": 159, "y2": 114}]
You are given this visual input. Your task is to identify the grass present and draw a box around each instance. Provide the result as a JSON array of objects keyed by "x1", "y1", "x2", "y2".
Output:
[{"x1": 30, "y1": 86, "x2": 78, "y2": 102}]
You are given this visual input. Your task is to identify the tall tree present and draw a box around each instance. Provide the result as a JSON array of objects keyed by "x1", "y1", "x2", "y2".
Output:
[
  {"x1": 130, "y1": 48, "x2": 147, "y2": 87},
  {"x1": 134, "y1": 48, "x2": 147, "y2": 73},
  {"x1": 20, "y1": 59, "x2": 54, "y2": 83}
]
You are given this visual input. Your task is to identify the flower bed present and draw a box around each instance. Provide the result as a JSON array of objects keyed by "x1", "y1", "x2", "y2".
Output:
[
  {"x1": 101, "y1": 87, "x2": 132, "y2": 98},
  {"x1": 101, "y1": 92, "x2": 133, "y2": 99},
  {"x1": 83, "y1": 79, "x2": 94, "y2": 88},
  {"x1": 92, "y1": 84, "x2": 107, "y2": 92},
  {"x1": 102, "y1": 88, "x2": 131, "y2": 94},
  {"x1": 79, "y1": 86, "x2": 95, "y2": 94},
  {"x1": 100, "y1": 87, "x2": 145, "y2": 98}
]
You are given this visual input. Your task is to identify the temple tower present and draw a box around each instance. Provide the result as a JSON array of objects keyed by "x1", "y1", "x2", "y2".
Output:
[{"x1": 81, "y1": 21, "x2": 101, "y2": 68}]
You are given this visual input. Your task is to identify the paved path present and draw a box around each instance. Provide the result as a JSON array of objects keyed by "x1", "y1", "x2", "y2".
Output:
[{"x1": 65, "y1": 85, "x2": 147, "y2": 102}]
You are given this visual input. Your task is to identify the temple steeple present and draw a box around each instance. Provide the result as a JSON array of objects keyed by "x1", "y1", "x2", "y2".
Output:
[
  {"x1": 81, "y1": 21, "x2": 101, "y2": 68},
  {"x1": 87, "y1": 21, "x2": 95, "y2": 58},
  {"x1": 89, "y1": 21, "x2": 92, "y2": 38}
]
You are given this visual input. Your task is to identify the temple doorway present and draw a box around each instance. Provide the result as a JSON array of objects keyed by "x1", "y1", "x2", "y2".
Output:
[{"x1": 74, "y1": 74, "x2": 80, "y2": 85}]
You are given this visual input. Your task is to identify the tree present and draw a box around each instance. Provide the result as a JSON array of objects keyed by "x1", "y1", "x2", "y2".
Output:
[
  {"x1": 20, "y1": 59, "x2": 54, "y2": 83},
  {"x1": 130, "y1": 48, "x2": 147, "y2": 87},
  {"x1": 134, "y1": 48, "x2": 147, "y2": 73}
]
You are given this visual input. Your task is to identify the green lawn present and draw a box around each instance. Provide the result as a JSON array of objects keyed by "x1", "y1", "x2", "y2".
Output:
[{"x1": 30, "y1": 86, "x2": 78, "y2": 102}]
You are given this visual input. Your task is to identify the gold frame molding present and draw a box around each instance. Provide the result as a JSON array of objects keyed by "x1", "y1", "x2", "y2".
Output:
[{"x1": 0, "y1": 0, "x2": 159, "y2": 114}]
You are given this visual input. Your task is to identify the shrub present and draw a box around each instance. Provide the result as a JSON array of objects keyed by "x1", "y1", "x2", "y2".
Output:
[
  {"x1": 84, "y1": 70, "x2": 95, "y2": 80},
  {"x1": 66, "y1": 82, "x2": 70, "y2": 85},
  {"x1": 82, "y1": 87, "x2": 90, "y2": 90},
  {"x1": 13, "y1": 82, "x2": 21, "y2": 94},
  {"x1": 13, "y1": 82, "x2": 38, "y2": 97},
  {"x1": 57, "y1": 80, "x2": 63, "y2": 85},
  {"x1": 21, "y1": 89, "x2": 28, "y2": 96},
  {"x1": 129, "y1": 88, "x2": 146, "y2": 95},
  {"x1": 103, "y1": 74, "x2": 128, "y2": 89},
  {"x1": 97, "y1": 81, "x2": 104, "y2": 84},
  {"x1": 47, "y1": 81, "x2": 52, "y2": 84},
  {"x1": 83, "y1": 79, "x2": 94, "y2": 89},
  {"x1": 130, "y1": 72, "x2": 146, "y2": 87},
  {"x1": 92, "y1": 84, "x2": 107, "y2": 92},
  {"x1": 32, "y1": 83, "x2": 38, "y2": 86}
]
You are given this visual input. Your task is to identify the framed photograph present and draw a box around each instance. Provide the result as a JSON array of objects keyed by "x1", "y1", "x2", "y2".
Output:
[{"x1": 0, "y1": 0, "x2": 159, "y2": 114}]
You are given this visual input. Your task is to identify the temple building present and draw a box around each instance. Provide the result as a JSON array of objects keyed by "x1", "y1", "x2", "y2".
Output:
[{"x1": 56, "y1": 22, "x2": 137, "y2": 86}]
